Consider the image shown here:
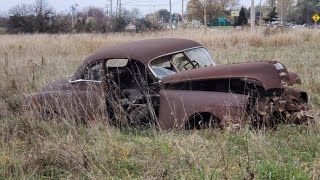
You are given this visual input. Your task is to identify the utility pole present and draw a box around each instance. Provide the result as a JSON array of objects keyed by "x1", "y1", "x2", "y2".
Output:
[
  {"x1": 153, "y1": 0, "x2": 156, "y2": 23},
  {"x1": 259, "y1": 0, "x2": 262, "y2": 26},
  {"x1": 162, "y1": 15, "x2": 164, "y2": 25},
  {"x1": 150, "y1": 7, "x2": 152, "y2": 22},
  {"x1": 250, "y1": 0, "x2": 255, "y2": 33},
  {"x1": 169, "y1": 0, "x2": 172, "y2": 29},
  {"x1": 204, "y1": 0, "x2": 207, "y2": 34},
  {"x1": 182, "y1": 0, "x2": 184, "y2": 22},
  {"x1": 71, "y1": 4, "x2": 78, "y2": 29},
  {"x1": 71, "y1": 5, "x2": 75, "y2": 28},
  {"x1": 116, "y1": 0, "x2": 118, "y2": 17},
  {"x1": 86, "y1": 9, "x2": 89, "y2": 19},
  {"x1": 106, "y1": 5, "x2": 109, "y2": 17},
  {"x1": 280, "y1": 0, "x2": 283, "y2": 26},
  {"x1": 153, "y1": 5, "x2": 156, "y2": 23},
  {"x1": 110, "y1": 0, "x2": 112, "y2": 17},
  {"x1": 119, "y1": 0, "x2": 121, "y2": 17}
]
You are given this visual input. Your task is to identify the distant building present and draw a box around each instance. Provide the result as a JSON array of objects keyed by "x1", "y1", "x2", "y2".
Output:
[{"x1": 125, "y1": 22, "x2": 136, "y2": 30}]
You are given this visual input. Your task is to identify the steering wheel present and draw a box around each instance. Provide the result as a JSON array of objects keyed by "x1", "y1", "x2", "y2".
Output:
[{"x1": 182, "y1": 60, "x2": 200, "y2": 70}]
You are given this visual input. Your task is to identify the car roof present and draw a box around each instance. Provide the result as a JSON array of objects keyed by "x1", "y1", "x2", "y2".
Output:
[
  {"x1": 83, "y1": 38, "x2": 203, "y2": 65},
  {"x1": 72, "y1": 38, "x2": 203, "y2": 80}
]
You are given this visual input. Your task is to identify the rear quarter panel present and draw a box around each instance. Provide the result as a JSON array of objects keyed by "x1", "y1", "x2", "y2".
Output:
[{"x1": 28, "y1": 83, "x2": 103, "y2": 120}]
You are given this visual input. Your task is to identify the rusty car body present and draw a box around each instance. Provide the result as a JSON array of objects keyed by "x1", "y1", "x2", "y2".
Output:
[{"x1": 26, "y1": 38, "x2": 311, "y2": 129}]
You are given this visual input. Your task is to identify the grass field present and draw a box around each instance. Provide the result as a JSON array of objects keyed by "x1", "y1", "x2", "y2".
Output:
[{"x1": 0, "y1": 29, "x2": 319, "y2": 179}]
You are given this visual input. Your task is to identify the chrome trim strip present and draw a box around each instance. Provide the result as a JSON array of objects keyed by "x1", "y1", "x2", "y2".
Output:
[{"x1": 69, "y1": 79, "x2": 101, "y2": 83}]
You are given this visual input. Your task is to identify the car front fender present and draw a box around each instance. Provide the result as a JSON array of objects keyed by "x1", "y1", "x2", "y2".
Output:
[{"x1": 158, "y1": 90, "x2": 249, "y2": 130}]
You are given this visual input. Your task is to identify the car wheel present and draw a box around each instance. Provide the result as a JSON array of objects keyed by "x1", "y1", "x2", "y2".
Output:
[
  {"x1": 185, "y1": 112, "x2": 220, "y2": 130},
  {"x1": 128, "y1": 105, "x2": 154, "y2": 126},
  {"x1": 41, "y1": 108, "x2": 59, "y2": 120}
]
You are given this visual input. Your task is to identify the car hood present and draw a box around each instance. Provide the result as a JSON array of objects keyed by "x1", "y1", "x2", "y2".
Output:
[{"x1": 162, "y1": 61, "x2": 298, "y2": 90}]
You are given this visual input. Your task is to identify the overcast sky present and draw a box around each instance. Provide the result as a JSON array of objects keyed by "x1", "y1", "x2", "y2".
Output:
[{"x1": 0, "y1": 0, "x2": 255, "y2": 15}]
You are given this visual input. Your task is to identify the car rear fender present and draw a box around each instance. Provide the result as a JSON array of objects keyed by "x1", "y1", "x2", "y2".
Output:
[{"x1": 26, "y1": 90, "x2": 102, "y2": 120}]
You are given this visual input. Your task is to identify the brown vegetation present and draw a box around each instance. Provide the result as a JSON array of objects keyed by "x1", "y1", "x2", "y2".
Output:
[{"x1": 0, "y1": 29, "x2": 319, "y2": 179}]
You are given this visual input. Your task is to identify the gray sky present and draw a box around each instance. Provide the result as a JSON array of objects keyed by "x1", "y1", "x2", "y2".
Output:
[{"x1": 0, "y1": 0, "x2": 254, "y2": 15}]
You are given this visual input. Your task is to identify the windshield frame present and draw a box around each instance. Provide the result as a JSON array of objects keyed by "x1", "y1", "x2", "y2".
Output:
[{"x1": 148, "y1": 46, "x2": 215, "y2": 79}]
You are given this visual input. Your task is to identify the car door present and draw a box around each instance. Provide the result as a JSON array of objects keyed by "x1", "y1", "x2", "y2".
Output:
[{"x1": 67, "y1": 61, "x2": 105, "y2": 120}]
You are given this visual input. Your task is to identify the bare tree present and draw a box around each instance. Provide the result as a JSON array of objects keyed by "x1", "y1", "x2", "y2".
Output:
[
  {"x1": 277, "y1": 0, "x2": 296, "y2": 23},
  {"x1": 7, "y1": 3, "x2": 35, "y2": 33},
  {"x1": 130, "y1": 8, "x2": 142, "y2": 20},
  {"x1": 266, "y1": 0, "x2": 276, "y2": 7},
  {"x1": 7, "y1": 0, "x2": 65, "y2": 33},
  {"x1": 187, "y1": 0, "x2": 204, "y2": 21},
  {"x1": 8, "y1": 4, "x2": 33, "y2": 17},
  {"x1": 33, "y1": 0, "x2": 54, "y2": 32},
  {"x1": 219, "y1": 0, "x2": 240, "y2": 10},
  {"x1": 187, "y1": 0, "x2": 226, "y2": 23},
  {"x1": 34, "y1": 0, "x2": 50, "y2": 16},
  {"x1": 86, "y1": 7, "x2": 105, "y2": 23}
]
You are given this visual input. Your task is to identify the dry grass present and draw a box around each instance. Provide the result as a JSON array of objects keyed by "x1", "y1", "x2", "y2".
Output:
[{"x1": 0, "y1": 28, "x2": 319, "y2": 179}]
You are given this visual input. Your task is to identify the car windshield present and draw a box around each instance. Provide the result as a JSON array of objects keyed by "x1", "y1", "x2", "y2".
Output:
[{"x1": 149, "y1": 48, "x2": 215, "y2": 79}]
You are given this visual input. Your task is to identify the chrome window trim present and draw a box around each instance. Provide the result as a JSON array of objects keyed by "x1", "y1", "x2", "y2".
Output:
[
  {"x1": 69, "y1": 79, "x2": 101, "y2": 83},
  {"x1": 70, "y1": 59, "x2": 107, "y2": 83},
  {"x1": 72, "y1": 58, "x2": 130, "y2": 83}
]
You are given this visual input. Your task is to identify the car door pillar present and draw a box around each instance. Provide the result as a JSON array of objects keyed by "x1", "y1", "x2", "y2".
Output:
[{"x1": 100, "y1": 60, "x2": 108, "y2": 120}]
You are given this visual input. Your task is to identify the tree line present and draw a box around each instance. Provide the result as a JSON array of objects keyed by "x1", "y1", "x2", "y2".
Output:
[
  {"x1": 1, "y1": 0, "x2": 319, "y2": 34},
  {"x1": 186, "y1": 0, "x2": 320, "y2": 25},
  {"x1": 0, "y1": 0, "x2": 161, "y2": 34},
  {"x1": 260, "y1": 0, "x2": 320, "y2": 25}
]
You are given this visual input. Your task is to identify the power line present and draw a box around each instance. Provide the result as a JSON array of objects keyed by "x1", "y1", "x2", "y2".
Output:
[
  {"x1": 121, "y1": 0, "x2": 180, "y2": 7},
  {"x1": 170, "y1": 0, "x2": 172, "y2": 28},
  {"x1": 109, "y1": 0, "x2": 112, "y2": 17},
  {"x1": 119, "y1": 0, "x2": 181, "y2": 17},
  {"x1": 121, "y1": 3, "x2": 168, "y2": 7}
]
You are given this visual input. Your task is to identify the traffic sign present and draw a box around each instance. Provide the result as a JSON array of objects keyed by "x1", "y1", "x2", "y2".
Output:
[
  {"x1": 312, "y1": 14, "x2": 320, "y2": 22},
  {"x1": 231, "y1": 11, "x2": 239, "y2": 17}
]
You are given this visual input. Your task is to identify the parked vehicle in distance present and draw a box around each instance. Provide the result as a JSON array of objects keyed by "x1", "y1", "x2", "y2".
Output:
[{"x1": 25, "y1": 38, "x2": 312, "y2": 129}]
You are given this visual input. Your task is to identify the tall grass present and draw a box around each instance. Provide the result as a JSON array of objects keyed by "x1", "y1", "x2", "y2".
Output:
[{"x1": 0, "y1": 29, "x2": 319, "y2": 179}]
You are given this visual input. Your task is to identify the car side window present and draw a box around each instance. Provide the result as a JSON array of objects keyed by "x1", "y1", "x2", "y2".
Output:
[
  {"x1": 83, "y1": 62, "x2": 101, "y2": 81},
  {"x1": 149, "y1": 56, "x2": 178, "y2": 78}
]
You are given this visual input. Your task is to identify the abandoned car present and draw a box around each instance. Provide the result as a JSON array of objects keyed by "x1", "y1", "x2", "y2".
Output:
[{"x1": 25, "y1": 38, "x2": 312, "y2": 129}]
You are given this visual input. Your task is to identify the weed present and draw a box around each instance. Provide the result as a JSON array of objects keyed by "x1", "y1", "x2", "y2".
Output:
[{"x1": 0, "y1": 29, "x2": 319, "y2": 178}]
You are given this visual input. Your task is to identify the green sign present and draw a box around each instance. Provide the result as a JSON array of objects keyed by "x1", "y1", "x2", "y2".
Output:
[{"x1": 218, "y1": 17, "x2": 227, "y2": 23}]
